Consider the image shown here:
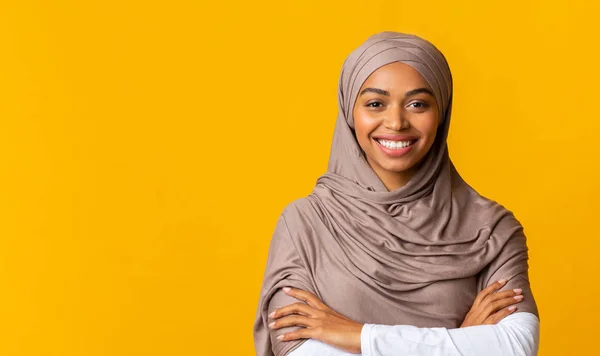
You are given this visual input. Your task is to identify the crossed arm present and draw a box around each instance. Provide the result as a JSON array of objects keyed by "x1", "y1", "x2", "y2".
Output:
[
  {"x1": 268, "y1": 284, "x2": 539, "y2": 356},
  {"x1": 288, "y1": 312, "x2": 539, "y2": 356}
]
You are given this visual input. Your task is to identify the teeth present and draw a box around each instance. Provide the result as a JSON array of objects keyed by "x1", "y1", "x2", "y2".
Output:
[{"x1": 376, "y1": 139, "x2": 415, "y2": 149}]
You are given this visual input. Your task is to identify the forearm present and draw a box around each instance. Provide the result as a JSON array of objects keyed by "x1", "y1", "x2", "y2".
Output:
[
  {"x1": 362, "y1": 312, "x2": 539, "y2": 356},
  {"x1": 287, "y1": 312, "x2": 539, "y2": 356}
]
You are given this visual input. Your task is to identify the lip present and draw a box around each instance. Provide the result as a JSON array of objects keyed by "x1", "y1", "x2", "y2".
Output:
[
  {"x1": 372, "y1": 134, "x2": 419, "y2": 141},
  {"x1": 373, "y1": 137, "x2": 418, "y2": 157}
]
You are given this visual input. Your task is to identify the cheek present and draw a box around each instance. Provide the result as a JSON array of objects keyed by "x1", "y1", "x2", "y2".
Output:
[
  {"x1": 414, "y1": 115, "x2": 438, "y2": 144},
  {"x1": 353, "y1": 110, "x2": 380, "y2": 142}
]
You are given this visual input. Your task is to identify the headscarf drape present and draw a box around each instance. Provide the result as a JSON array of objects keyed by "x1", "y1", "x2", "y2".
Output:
[{"x1": 253, "y1": 31, "x2": 539, "y2": 356}]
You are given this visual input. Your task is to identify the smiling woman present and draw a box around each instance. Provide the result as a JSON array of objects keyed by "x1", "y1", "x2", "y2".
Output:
[
  {"x1": 253, "y1": 31, "x2": 540, "y2": 356},
  {"x1": 353, "y1": 62, "x2": 439, "y2": 190}
]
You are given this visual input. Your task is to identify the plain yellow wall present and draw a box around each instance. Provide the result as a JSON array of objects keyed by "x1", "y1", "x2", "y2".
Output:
[{"x1": 1, "y1": 0, "x2": 598, "y2": 355}]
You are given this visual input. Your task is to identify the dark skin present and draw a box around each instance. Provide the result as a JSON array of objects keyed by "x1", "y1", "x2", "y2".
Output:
[
  {"x1": 353, "y1": 61, "x2": 439, "y2": 191},
  {"x1": 269, "y1": 281, "x2": 523, "y2": 354},
  {"x1": 269, "y1": 63, "x2": 526, "y2": 353}
]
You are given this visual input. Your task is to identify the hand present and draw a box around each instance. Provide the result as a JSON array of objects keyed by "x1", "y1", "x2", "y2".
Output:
[
  {"x1": 268, "y1": 287, "x2": 363, "y2": 354},
  {"x1": 460, "y1": 279, "x2": 524, "y2": 327}
]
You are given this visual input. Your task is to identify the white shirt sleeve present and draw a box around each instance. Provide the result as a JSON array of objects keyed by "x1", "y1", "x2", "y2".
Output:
[{"x1": 287, "y1": 312, "x2": 540, "y2": 356}]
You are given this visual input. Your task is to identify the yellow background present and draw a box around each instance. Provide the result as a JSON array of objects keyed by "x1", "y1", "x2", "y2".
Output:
[{"x1": 1, "y1": 0, "x2": 598, "y2": 355}]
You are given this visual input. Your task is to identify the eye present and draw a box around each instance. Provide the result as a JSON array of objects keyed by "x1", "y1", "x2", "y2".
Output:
[
  {"x1": 408, "y1": 101, "x2": 429, "y2": 109},
  {"x1": 366, "y1": 101, "x2": 384, "y2": 108}
]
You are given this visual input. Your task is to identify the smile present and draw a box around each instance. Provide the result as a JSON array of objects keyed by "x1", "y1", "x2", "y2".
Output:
[
  {"x1": 374, "y1": 138, "x2": 417, "y2": 149},
  {"x1": 374, "y1": 138, "x2": 418, "y2": 157}
]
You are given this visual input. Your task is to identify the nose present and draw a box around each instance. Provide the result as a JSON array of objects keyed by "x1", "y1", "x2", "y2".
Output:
[{"x1": 384, "y1": 105, "x2": 409, "y2": 131}]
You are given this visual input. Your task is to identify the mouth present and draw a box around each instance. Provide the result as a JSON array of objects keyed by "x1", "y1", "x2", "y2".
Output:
[
  {"x1": 372, "y1": 137, "x2": 419, "y2": 157},
  {"x1": 373, "y1": 138, "x2": 418, "y2": 150}
]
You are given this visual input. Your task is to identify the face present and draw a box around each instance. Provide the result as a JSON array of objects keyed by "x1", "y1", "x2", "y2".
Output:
[{"x1": 352, "y1": 61, "x2": 440, "y2": 190}]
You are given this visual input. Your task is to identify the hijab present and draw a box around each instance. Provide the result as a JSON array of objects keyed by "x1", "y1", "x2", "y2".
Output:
[{"x1": 253, "y1": 31, "x2": 539, "y2": 356}]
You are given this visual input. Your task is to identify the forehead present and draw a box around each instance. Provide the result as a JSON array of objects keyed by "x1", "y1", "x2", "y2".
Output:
[{"x1": 360, "y1": 61, "x2": 431, "y2": 91}]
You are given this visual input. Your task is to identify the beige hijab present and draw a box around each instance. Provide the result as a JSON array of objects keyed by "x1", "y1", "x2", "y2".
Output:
[{"x1": 253, "y1": 31, "x2": 538, "y2": 356}]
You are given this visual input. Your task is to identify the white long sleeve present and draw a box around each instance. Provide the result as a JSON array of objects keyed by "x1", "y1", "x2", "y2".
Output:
[{"x1": 287, "y1": 312, "x2": 539, "y2": 356}]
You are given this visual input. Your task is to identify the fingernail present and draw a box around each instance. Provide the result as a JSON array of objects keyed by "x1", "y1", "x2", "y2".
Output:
[
  {"x1": 498, "y1": 279, "x2": 507, "y2": 284},
  {"x1": 514, "y1": 295, "x2": 523, "y2": 300},
  {"x1": 508, "y1": 306, "x2": 517, "y2": 311},
  {"x1": 268, "y1": 322, "x2": 275, "y2": 328},
  {"x1": 277, "y1": 334, "x2": 284, "y2": 340},
  {"x1": 283, "y1": 287, "x2": 291, "y2": 293},
  {"x1": 268, "y1": 311, "x2": 276, "y2": 318},
  {"x1": 513, "y1": 288, "x2": 522, "y2": 294}
]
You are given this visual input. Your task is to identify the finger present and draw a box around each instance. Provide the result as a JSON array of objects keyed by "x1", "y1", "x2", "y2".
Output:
[
  {"x1": 473, "y1": 279, "x2": 507, "y2": 306},
  {"x1": 481, "y1": 288, "x2": 523, "y2": 305},
  {"x1": 269, "y1": 315, "x2": 316, "y2": 330},
  {"x1": 270, "y1": 302, "x2": 315, "y2": 319},
  {"x1": 283, "y1": 287, "x2": 326, "y2": 309},
  {"x1": 277, "y1": 326, "x2": 320, "y2": 341},
  {"x1": 471, "y1": 286, "x2": 519, "y2": 321},
  {"x1": 484, "y1": 306, "x2": 517, "y2": 325},
  {"x1": 482, "y1": 294, "x2": 523, "y2": 317}
]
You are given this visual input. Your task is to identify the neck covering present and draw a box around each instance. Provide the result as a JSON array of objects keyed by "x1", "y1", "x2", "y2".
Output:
[{"x1": 253, "y1": 31, "x2": 539, "y2": 356}]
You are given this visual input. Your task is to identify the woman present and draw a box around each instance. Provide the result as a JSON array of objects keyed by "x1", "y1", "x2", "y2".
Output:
[{"x1": 253, "y1": 31, "x2": 540, "y2": 356}]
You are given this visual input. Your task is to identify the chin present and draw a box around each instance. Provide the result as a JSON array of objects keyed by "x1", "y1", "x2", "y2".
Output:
[{"x1": 378, "y1": 159, "x2": 416, "y2": 173}]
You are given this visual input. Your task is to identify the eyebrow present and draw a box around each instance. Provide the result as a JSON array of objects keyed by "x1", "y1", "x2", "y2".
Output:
[{"x1": 359, "y1": 87, "x2": 435, "y2": 98}]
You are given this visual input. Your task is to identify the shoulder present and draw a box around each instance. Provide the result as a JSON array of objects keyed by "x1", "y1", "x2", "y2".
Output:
[
  {"x1": 270, "y1": 197, "x2": 314, "y2": 239},
  {"x1": 453, "y1": 184, "x2": 525, "y2": 239},
  {"x1": 276, "y1": 196, "x2": 323, "y2": 252},
  {"x1": 452, "y1": 169, "x2": 518, "y2": 218},
  {"x1": 280, "y1": 196, "x2": 318, "y2": 225},
  {"x1": 461, "y1": 181, "x2": 525, "y2": 233}
]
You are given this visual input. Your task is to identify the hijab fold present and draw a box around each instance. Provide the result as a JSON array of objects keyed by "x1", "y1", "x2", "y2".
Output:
[{"x1": 253, "y1": 31, "x2": 539, "y2": 356}]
